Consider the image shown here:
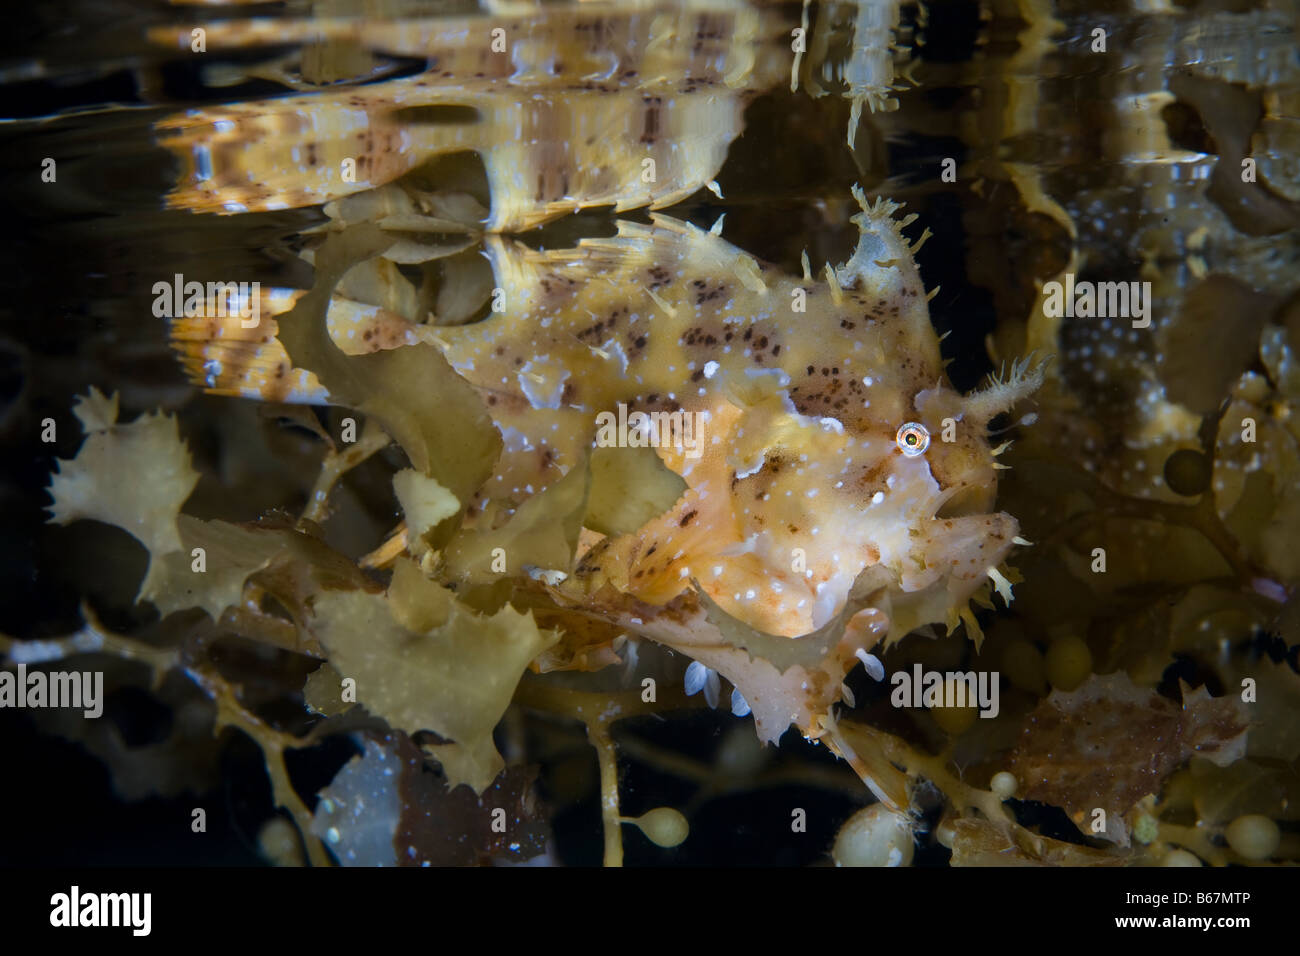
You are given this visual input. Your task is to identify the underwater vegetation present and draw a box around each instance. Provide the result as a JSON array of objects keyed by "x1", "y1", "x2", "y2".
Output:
[{"x1": 1, "y1": 0, "x2": 1298, "y2": 867}]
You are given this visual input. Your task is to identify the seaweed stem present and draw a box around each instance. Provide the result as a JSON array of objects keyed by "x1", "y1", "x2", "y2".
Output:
[
  {"x1": 302, "y1": 420, "x2": 392, "y2": 524},
  {"x1": 588, "y1": 718, "x2": 624, "y2": 867}
]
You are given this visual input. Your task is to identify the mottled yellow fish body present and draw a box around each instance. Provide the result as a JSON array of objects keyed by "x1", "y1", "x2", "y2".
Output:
[
  {"x1": 154, "y1": 3, "x2": 789, "y2": 230},
  {"x1": 159, "y1": 81, "x2": 762, "y2": 230},
  {"x1": 434, "y1": 200, "x2": 1017, "y2": 637},
  {"x1": 170, "y1": 287, "x2": 437, "y2": 403},
  {"x1": 151, "y1": 3, "x2": 780, "y2": 90},
  {"x1": 170, "y1": 194, "x2": 1023, "y2": 642}
]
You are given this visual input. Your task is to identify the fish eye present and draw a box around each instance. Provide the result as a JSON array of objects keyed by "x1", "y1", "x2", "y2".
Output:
[{"x1": 896, "y1": 422, "x2": 930, "y2": 457}]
